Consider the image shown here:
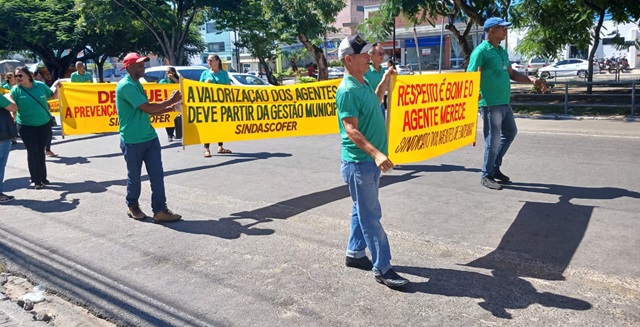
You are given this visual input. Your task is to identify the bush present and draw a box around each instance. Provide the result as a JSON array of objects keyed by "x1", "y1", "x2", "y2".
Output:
[{"x1": 297, "y1": 76, "x2": 317, "y2": 83}]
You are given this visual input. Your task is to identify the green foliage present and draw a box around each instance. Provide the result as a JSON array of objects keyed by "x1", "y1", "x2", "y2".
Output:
[
  {"x1": 0, "y1": 0, "x2": 84, "y2": 80},
  {"x1": 328, "y1": 61, "x2": 343, "y2": 67},
  {"x1": 297, "y1": 76, "x2": 317, "y2": 83},
  {"x1": 109, "y1": 0, "x2": 240, "y2": 65}
]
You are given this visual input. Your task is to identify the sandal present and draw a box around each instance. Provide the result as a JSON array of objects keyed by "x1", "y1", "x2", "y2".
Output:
[
  {"x1": 217, "y1": 148, "x2": 232, "y2": 154},
  {"x1": 46, "y1": 150, "x2": 58, "y2": 157},
  {"x1": 204, "y1": 149, "x2": 212, "y2": 158}
]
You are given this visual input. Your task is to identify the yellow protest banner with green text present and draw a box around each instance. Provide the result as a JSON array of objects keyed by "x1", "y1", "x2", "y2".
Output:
[
  {"x1": 181, "y1": 78, "x2": 340, "y2": 145},
  {"x1": 59, "y1": 82, "x2": 179, "y2": 136},
  {"x1": 387, "y1": 72, "x2": 480, "y2": 164}
]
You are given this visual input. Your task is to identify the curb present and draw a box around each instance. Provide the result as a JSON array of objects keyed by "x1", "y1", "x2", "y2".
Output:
[{"x1": 514, "y1": 113, "x2": 639, "y2": 121}]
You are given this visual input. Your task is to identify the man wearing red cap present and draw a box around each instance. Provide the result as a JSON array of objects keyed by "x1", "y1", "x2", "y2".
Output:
[{"x1": 116, "y1": 52, "x2": 183, "y2": 223}]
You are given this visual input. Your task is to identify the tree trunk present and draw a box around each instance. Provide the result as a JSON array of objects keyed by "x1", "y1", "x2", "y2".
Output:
[
  {"x1": 258, "y1": 57, "x2": 279, "y2": 85},
  {"x1": 446, "y1": 21, "x2": 475, "y2": 69},
  {"x1": 586, "y1": 11, "x2": 605, "y2": 94},
  {"x1": 298, "y1": 34, "x2": 328, "y2": 81}
]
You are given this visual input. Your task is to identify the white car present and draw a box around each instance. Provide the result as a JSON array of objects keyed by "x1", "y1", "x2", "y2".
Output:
[
  {"x1": 396, "y1": 65, "x2": 412, "y2": 75},
  {"x1": 140, "y1": 65, "x2": 206, "y2": 83},
  {"x1": 510, "y1": 61, "x2": 526, "y2": 73},
  {"x1": 327, "y1": 67, "x2": 344, "y2": 79},
  {"x1": 537, "y1": 58, "x2": 596, "y2": 78},
  {"x1": 229, "y1": 73, "x2": 271, "y2": 86},
  {"x1": 526, "y1": 57, "x2": 549, "y2": 74}
]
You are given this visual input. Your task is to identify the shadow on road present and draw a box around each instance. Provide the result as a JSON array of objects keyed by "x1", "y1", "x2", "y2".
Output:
[
  {"x1": 395, "y1": 266, "x2": 591, "y2": 319},
  {"x1": 224, "y1": 164, "x2": 478, "y2": 227},
  {"x1": 467, "y1": 182, "x2": 640, "y2": 280}
]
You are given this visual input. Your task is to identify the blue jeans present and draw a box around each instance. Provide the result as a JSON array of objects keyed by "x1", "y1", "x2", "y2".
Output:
[
  {"x1": 120, "y1": 137, "x2": 166, "y2": 214},
  {"x1": 481, "y1": 105, "x2": 518, "y2": 178},
  {"x1": 0, "y1": 139, "x2": 11, "y2": 194},
  {"x1": 341, "y1": 160, "x2": 392, "y2": 275}
]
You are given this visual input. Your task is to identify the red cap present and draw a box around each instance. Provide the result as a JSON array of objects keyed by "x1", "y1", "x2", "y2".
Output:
[{"x1": 121, "y1": 52, "x2": 150, "y2": 70}]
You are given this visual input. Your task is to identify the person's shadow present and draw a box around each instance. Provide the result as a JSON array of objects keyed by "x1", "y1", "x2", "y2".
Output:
[
  {"x1": 395, "y1": 266, "x2": 591, "y2": 319},
  {"x1": 466, "y1": 182, "x2": 640, "y2": 280},
  {"x1": 155, "y1": 217, "x2": 275, "y2": 239}
]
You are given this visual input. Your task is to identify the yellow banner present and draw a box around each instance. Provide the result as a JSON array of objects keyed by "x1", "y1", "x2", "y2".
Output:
[
  {"x1": 181, "y1": 78, "x2": 340, "y2": 146},
  {"x1": 59, "y1": 82, "x2": 179, "y2": 136},
  {"x1": 387, "y1": 72, "x2": 480, "y2": 164}
]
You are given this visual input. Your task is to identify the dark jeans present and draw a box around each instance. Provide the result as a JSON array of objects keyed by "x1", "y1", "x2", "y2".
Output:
[
  {"x1": 17, "y1": 123, "x2": 49, "y2": 185},
  {"x1": 119, "y1": 137, "x2": 166, "y2": 214},
  {"x1": 165, "y1": 127, "x2": 175, "y2": 138},
  {"x1": 45, "y1": 123, "x2": 53, "y2": 151}
]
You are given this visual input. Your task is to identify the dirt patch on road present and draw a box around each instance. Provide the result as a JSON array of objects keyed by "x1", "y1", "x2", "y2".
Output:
[{"x1": 0, "y1": 273, "x2": 115, "y2": 326}]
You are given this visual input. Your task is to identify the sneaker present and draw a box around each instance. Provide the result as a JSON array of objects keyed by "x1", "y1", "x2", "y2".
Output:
[
  {"x1": 345, "y1": 256, "x2": 373, "y2": 270},
  {"x1": 0, "y1": 194, "x2": 15, "y2": 203},
  {"x1": 493, "y1": 170, "x2": 511, "y2": 183},
  {"x1": 127, "y1": 206, "x2": 148, "y2": 220},
  {"x1": 153, "y1": 208, "x2": 182, "y2": 223},
  {"x1": 374, "y1": 269, "x2": 409, "y2": 288},
  {"x1": 481, "y1": 177, "x2": 502, "y2": 190},
  {"x1": 168, "y1": 136, "x2": 174, "y2": 142},
  {"x1": 34, "y1": 183, "x2": 45, "y2": 190}
]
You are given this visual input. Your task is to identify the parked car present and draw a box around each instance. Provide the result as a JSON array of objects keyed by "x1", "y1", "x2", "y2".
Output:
[
  {"x1": 327, "y1": 67, "x2": 344, "y2": 79},
  {"x1": 537, "y1": 58, "x2": 597, "y2": 78},
  {"x1": 229, "y1": 73, "x2": 271, "y2": 86},
  {"x1": 140, "y1": 65, "x2": 206, "y2": 83},
  {"x1": 526, "y1": 57, "x2": 548, "y2": 74},
  {"x1": 396, "y1": 65, "x2": 412, "y2": 75},
  {"x1": 510, "y1": 60, "x2": 526, "y2": 73}
]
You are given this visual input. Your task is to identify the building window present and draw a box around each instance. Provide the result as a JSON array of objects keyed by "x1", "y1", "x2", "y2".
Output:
[
  {"x1": 207, "y1": 42, "x2": 225, "y2": 53},
  {"x1": 206, "y1": 23, "x2": 216, "y2": 34}
]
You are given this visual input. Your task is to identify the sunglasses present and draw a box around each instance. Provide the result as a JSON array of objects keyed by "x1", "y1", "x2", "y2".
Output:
[
  {"x1": 15, "y1": 74, "x2": 24, "y2": 78},
  {"x1": 208, "y1": 58, "x2": 218, "y2": 62}
]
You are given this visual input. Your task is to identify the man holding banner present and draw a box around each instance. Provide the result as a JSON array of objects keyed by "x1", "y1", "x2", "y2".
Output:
[
  {"x1": 467, "y1": 17, "x2": 547, "y2": 190},
  {"x1": 116, "y1": 52, "x2": 182, "y2": 223},
  {"x1": 336, "y1": 34, "x2": 409, "y2": 289}
]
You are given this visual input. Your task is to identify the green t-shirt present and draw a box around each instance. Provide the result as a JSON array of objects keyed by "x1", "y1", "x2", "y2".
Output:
[
  {"x1": 115, "y1": 74, "x2": 156, "y2": 144},
  {"x1": 467, "y1": 40, "x2": 511, "y2": 107},
  {"x1": 10, "y1": 81, "x2": 53, "y2": 127},
  {"x1": 70, "y1": 71, "x2": 93, "y2": 83},
  {"x1": 199, "y1": 69, "x2": 231, "y2": 85},
  {"x1": 158, "y1": 78, "x2": 176, "y2": 84},
  {"x1": 363, "y1": 64, "x2": 386, "y2": 92},
  {"x1": 336, "y1": 74, "x2": 388, "y2": 162},
  {"x1": 0, "y1": 94, "x2": 11, "y2": 108},
  {"x1": 1, "y1": 81, "x2": 11, "y2": 90}
]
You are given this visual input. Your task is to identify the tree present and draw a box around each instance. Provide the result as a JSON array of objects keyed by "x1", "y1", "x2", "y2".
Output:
[
  {"x1": 0, "y1": 0, "x2": 84, "y2": 81},
  {"x1": 208, "y1": 0, "x2": 284, "y2": 85},
  {"x1": 512, "y1": 0, "x2": 640, "y2": 92},
  {"x1": 109, "y1": 0, "x2": 241, "y2": 66},
  {"x1": 363, "y1": 0, "x2": 507, "y2": 68},
  {"x1": 264, "y1": 0, "x2": 345, "y2": 81},
  {"x1": 78, "y1": 0, "x2": 164, "y2": 82}
]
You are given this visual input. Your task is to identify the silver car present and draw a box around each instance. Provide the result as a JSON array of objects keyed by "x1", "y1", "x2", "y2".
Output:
[{"x1": 537, "y1": 58, "x2": 597, "y2": 78}]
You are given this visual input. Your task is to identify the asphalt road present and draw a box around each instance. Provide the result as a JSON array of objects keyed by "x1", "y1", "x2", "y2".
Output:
[{"x1": 1, "y1": 118, "x2": 639, "y2": 326}]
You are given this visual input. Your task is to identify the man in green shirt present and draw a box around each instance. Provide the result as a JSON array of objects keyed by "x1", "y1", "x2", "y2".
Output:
[
  {"x1": 70, "y1": 62, "x2": 93, "y2": 83},
  {"x1": 364, "y1": 42, "x2": 387, "y2": 117},
  {"x1": 467, "y1": 17, "x2": 547, "y2": 190},
  {"x1": 337, "y1": 34, "x2": 409, "y2": 288},
  {"x1": 116, "y1": 52, "x2": 182, "y2": 223}
]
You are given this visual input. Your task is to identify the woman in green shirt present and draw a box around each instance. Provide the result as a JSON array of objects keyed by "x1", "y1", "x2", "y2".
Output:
[
  {"x1": 158, "y1": 67, "x2": 179, "y2": 141},
  {"x1": 199, "y1": 54, "x2": 232, "y2": 157},
  {"x1": 8, "y1": 67, "x2": 57, "y2": 189}
]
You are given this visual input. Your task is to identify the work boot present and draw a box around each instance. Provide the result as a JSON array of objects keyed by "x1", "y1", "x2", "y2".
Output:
[
  {"x1": 493, "y1": 169, "x2": 511, "y2": 183},
  {"x1": 127, "y1": 205, "x2": 148, "y2": 220},
  {"x1": 153, "y1": 208, "x2": 182, "y2": 223},
  {"x1": 481, "y1": 177, "x2": 502, "y2": 190},
  {"x1": 374, "y1": 269, "x2": 409, "y2": 288}
]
